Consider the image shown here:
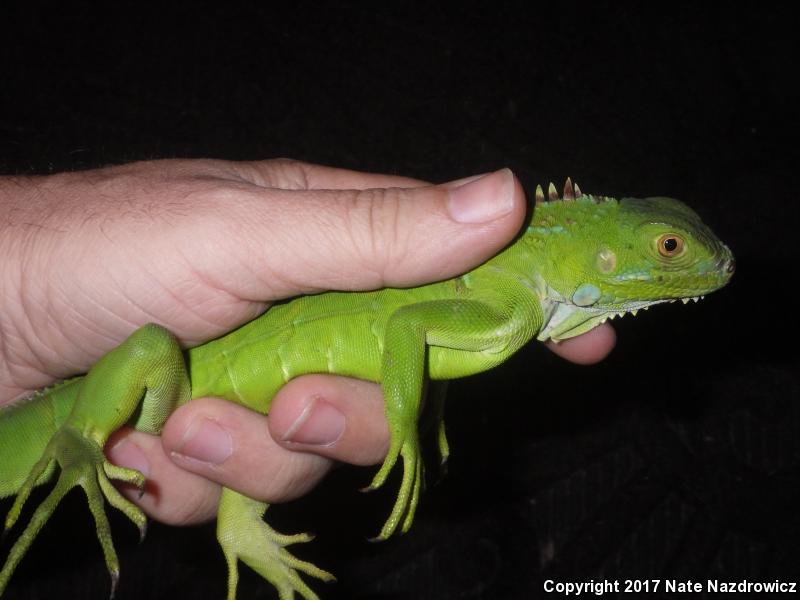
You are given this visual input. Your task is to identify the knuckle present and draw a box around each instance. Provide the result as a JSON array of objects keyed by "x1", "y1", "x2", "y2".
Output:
[
  {"x1": 166, "y1": 488, "x2": 220, "y2": 525},
  {"x1": 339, "y1": 187, "x2": 412, "y2": 284},
  {"x1": 267, "y1": 454, "x2": 327, "y2": 502},
  {"x1": 258, "y1": 158, "x2": 311, "y2": 190}
]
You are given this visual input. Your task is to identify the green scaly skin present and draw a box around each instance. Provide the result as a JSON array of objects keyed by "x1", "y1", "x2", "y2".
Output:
[{"x1": 0, "y1": 179, "x2": 734, "y2": 599}]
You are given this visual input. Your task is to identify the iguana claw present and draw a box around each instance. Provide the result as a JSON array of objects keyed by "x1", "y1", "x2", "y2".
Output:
[{"x1": 364, "y1": 430, "x2": 423, "y2": 540}]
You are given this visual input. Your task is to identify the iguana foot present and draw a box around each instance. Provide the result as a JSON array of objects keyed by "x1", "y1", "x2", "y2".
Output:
[
  {"x1": 363, "y1": 428, "x2": 423, "y2": 540},
  {"x1": 217, "y1": 489, "x2": 334, "y2": 600},
  {"x1": 0, "y1": 425, "x2": 146, "y2": 598},
  {"x1": 429, "y1": 380, "x2": 450, "y2": 472}
]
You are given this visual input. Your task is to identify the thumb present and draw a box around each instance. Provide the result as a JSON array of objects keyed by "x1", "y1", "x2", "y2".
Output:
[{"x1": 200, "y1": 168, "x2": 526, "y2": 300}]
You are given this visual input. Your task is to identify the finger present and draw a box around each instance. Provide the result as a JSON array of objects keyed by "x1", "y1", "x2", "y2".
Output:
[
  {"x1": 157, "y1": 397, "x2": 334, "y2": 505},
  {"x1": 268, "y1": 374, "x2": 389, "y2": 466},
  {"x1": 105, "y1": 428, "x2": 222, "y2": 525},
  {"x1": 545, "y1": 323, "x2": 617, "y2": 364},
  {"x1": 235, "y1": 158, "x2": 431, "y2": 191},
  {"x1": 201, "y1": 168, "x2": 526, "y2": 299}
]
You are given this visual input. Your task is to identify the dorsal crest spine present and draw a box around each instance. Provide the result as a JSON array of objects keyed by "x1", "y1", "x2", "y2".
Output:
[{"x1": 534, "y1": 178, "x2": 609, "y2": 207}]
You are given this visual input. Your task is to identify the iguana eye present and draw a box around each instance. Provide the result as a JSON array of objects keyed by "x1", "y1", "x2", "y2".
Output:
[{"x1": 657, "y1": 233, "x2": 685, "y2": 257}]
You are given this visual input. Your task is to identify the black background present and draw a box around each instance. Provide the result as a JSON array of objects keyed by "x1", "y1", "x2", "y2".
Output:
[{"x1": 1, "y1": 4, "x2": 798, "y2": 599}]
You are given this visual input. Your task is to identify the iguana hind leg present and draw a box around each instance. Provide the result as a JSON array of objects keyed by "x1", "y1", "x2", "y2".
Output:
[
  {"x1": 0, "y1": 324, "x2": 190, "y2": 597},
  {"x1": 216, "y1": 488, "x2": 334, "y2": 600},
  {"x1": 0, "y1": 425, "x2": 146, "y2": 597}
]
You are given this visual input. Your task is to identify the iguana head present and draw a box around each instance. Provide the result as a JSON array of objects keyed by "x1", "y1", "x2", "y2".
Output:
[{"x1": 528, "y1": 180, "x2": 735, "y2": 342}]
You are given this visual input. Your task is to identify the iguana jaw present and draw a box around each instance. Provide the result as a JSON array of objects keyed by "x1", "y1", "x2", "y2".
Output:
[
  {"x1": 536, "y1": 295, "x2": 707, "y2": 342},
  {"x1": 536, "y1": 298, "x2": 668, "y2": 342}
]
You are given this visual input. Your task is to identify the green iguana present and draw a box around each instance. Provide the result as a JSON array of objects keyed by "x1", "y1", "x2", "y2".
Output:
[{"x1": 0, "y1": 179, "x2": 734, "y2": 599}]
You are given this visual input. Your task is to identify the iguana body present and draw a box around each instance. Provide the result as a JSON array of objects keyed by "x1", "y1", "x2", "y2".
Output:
[{"x1": 0, "y1": 180, "x2": 734, "y2": 599}]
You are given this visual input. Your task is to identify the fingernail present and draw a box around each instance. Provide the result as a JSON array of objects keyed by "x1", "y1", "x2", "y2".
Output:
[
  {"x1": 447, "y1": 168, "x2": 514, "y2": 223},
  {"x1": 107, "y1": 438, "x2": 151, "y2": 479},
  {"x1": 174, "y1": 417, "x2": 233, "y2": 464},
  {"x1": 281, "y1": 396, "x2": 346, "y2": 446}
]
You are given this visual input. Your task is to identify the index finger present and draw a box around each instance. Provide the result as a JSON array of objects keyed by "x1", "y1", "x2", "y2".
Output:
[{"x1": 545, "y1": 324, "x2": 617, "y2": 365}]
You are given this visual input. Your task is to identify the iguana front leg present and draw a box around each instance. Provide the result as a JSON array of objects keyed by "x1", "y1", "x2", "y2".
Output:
[
  {"x1": 425, "y1": 380, "x2": 450, "y2": 472},
  {"x1": 365, "y1": 297, "x2": 537, "y2": 540},
  {"x1": 0, "y1": 324, "x2": 189, "y2": 597}
]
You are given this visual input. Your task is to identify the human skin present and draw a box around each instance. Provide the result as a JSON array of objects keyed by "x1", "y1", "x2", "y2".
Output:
[{"x1": 0, "y1": 159, "x2": 615, "y2": 525}]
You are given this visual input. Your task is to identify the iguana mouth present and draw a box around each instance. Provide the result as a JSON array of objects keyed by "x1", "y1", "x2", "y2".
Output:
[{"x1": 537, "y1": 294, "x2": 712, "y2": 342}]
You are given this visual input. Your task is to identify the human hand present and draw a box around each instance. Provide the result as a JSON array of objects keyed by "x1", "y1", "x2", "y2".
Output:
[{"x1": 0, "y1": 159, "x2": 615, "y2": 525}]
